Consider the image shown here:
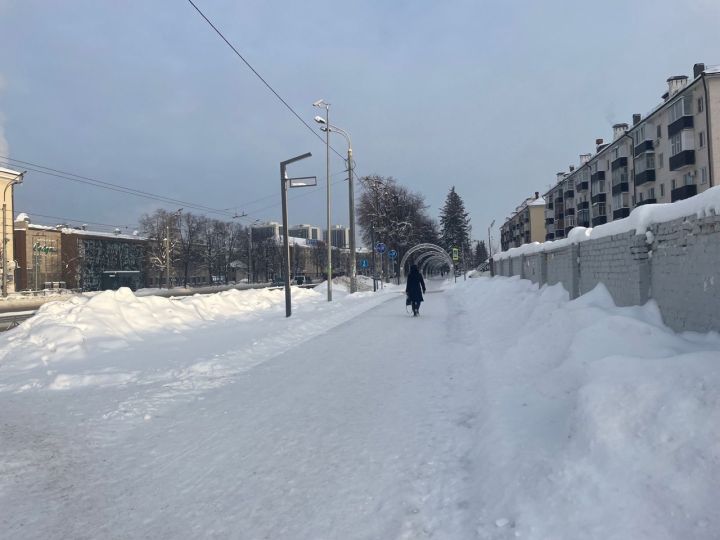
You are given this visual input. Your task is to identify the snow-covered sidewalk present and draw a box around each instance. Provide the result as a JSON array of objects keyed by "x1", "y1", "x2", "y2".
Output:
[{"x1": 1, "y1": 276, "x2": 719, "y2": 539}]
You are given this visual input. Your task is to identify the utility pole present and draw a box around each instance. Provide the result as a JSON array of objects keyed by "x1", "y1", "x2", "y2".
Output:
[{"x1": 347, "y1": 146, "x2": 357, "y2": 293}]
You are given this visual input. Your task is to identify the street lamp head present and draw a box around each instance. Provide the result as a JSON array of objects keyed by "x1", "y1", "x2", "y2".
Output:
[
  {"x1": 314, "y1": 115, "x2": 327, "y2": 125},
  {"x1": 319, "y1": 126, "x2": 328, "y2": 132},
  {"x1": 312, "y1": 99, "x2": 328, "y2": 108}
]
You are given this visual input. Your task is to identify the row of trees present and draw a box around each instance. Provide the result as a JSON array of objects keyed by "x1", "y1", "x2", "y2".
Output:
[{"x1": 138, "y1": 177, "x2": 486, "y2": 287}]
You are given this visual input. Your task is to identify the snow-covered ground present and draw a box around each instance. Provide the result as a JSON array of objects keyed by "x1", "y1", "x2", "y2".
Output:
[{"x1": 1, "y1": 276, "x2": 719, "y2": 539}]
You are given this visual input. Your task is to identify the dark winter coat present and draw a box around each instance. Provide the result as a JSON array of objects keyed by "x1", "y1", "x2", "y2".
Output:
[{"x1": 405, "y1": 269, "x2": 426, "y2": 303}]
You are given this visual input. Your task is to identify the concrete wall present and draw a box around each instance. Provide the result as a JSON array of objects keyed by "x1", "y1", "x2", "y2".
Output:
[{"x1": 492, "y1": 211, "x2": 720, "y2": 333}]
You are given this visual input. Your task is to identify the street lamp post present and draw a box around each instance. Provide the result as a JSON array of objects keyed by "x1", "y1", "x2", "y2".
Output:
[
  {"x1": 280, "y1": 152, "x2": 315, "y2": 317},
  {"x1": 488, "y1": 219, "x2": 495, "y2": 259},
  {"x1": 313, "y1": 99, "x2": 332, "y2": 301},
  {"x1": 314, "y1": 117, "x2": 357, "y2": 293},
  {"x1": 2, "y1": 171, "x2": 24, "y2": 298}
]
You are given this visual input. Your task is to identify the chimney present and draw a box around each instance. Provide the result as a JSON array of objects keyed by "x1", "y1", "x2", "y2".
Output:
[
  {"x1": 535, "y1": 191, "x2": 539, "y2": 199},
  {"x1": 580, "y1": 153, "x2": 591, "y2": 164},
  {"x1": 693, "y1": 63, "x2": 706, "y2": 79},
  {"x1": 595, "y1": 138, "x2": 603, "y2": 146},
  {"x1": 632, "y1": 113, "x2": 642, "y2": 125},
  {"x1": 556, "y1": 172, "x2": 566, "y2": 183},
  {"x1": 569, "y1": 165, "x2": 575, "y2": 172},
  {"x1": 612, "y1": 123, "x2": 629, "y2": 140},
  {"x1": 661, "y1": 91, "x2": 669, "y2": 101},
  {"x1": 667, "y1": 75, "x2": 688, "y2": 97}
]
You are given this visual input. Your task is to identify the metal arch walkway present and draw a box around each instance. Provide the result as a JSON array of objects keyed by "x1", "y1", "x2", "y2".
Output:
[{"x1": 399, "y1": 243, "x2": 453, "y2": 280}]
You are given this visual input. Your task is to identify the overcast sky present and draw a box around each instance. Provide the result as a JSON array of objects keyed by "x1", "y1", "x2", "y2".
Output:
[{"x1": 1, "y1": 0, "x2": 720, "y2": 245}]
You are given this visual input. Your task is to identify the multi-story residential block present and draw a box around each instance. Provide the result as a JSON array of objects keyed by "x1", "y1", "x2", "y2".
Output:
[
  {"x1": 251, "y1": 221, "x2": 283, "y2": 242},
  {"x1": 288, "y1": 224, "x2": 321, "y2": 241},
  {"x1": 630, "y1": 63, "x2": 719, "y2": 205},
  {"x1": 524, "y1": 62, "x2": 720, "y2": 246},
  {"x1": 327, "y1": 225, "x2": 350, "y2": 249},
  {"x1": 499, "y1": 192, "x2": 545, "y2": 251}
]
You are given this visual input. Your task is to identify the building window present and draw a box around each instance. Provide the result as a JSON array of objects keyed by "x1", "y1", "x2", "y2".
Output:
[
  {"x1": 649, "y1": 187, "x2": 656, "y2": 199},
  {"x1": 698, "y1": 97, "x2": 704, "y2": 113},
  {"x1": 657, "y1": 124, "x2": 661, "y2": 139},
  {"x1": 701, "y1": 167, "x2": 708, "y2": 184},
  {"x1": 669, "y1": 95, "x2": 693, "y2": 123},
  {"x1": 639, "y1": 192, "x2": 644, "y2": 202},
  {"x1": 660, "y1": 183, "x2": 665, "y2": 197},
  {"x1": 658, "y1": 153, "x2": 664, "y2": 169},
  {"x1": 683, "y1": 172, "x2": 694, "y2": 186},
  {"x1": 699, "y1": 132, "x2": 705, "y2": 148},
  {"x1": 613, "y1": 147, "x2": 619, "y2": 159},
  {"x1": 672, "y1": 179, "x2": 676, "y2": 189},
  {"x1": 670, "y1": 133, "x2": 682, "y2": 156}
]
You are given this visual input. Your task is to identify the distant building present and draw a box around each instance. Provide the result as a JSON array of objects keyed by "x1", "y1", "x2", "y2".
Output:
[
  {"x1": 13, "y1": 216, "x2": 63, "y2": 290},
  {"x1": 327, "y1": 225, "x2": 350, "y2": 249},
  {"x1": 251, "y1": 221, "x2": 282, "y2": 243},
  {"x1": 288, "y1": 224, "x2": 321, "y2": 241},
  {"x1": 499, "y1": 193, "x2": 545, "y2": 251},
  {"x1": 61, "y1": 226, "x2": 147, "y2": 291}
]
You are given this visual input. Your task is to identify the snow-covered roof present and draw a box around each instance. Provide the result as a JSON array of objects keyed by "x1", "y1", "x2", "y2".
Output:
[
  {"x1": 494, "y1": 185, "x2": 720, "y2": 260},
  {"x1": 528, "y1": 196, "x2": 546, "y2": 207},
  {"x1": 61, "y1": 228, "x2": 147, "y2": 241},
  {"x1": 0, "y1": 166, "x2": 22, "y2": 176}
]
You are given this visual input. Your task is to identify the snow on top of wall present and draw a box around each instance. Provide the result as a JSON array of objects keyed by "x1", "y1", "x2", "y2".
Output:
[
  {"x1": 705, "y1": 65, "x2": 720, "y2": 74},
  {"x1": 494, "y1": 185, "x2": 720, "y2": 260},
  {"x1": 0, "y1": 166, "x2": 22, "y2": 176},
  {"x1": 528, "y1": 196, "x2": 546, "y2": 206}
]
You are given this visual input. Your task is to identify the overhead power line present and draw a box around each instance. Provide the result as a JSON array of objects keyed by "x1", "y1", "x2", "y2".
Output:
[
  {"x1": 2, "y1": 155, "x2": 239, "y2": 219},
  {"x1": 184, "y1": 0, "x2": 347, "y2": 162}
]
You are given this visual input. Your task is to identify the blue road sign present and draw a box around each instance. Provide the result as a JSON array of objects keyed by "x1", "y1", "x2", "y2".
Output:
[
  {"x1": 388, "y1": 249, "x2": 397, "y2": 259},
  {"x1": 360, "y1": 259, "x2": 369, "y2": 268},
  {"x1": 375, "y1": 242, "x2": 386, "y2": 254}
]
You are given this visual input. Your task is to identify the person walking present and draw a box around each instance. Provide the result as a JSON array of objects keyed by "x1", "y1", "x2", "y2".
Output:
[{"x1": 405, "y1": 264, "x2": 426, "y2": 317}]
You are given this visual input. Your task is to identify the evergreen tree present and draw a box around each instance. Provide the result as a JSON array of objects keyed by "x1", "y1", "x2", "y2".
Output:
[
  {"x1": 439, "y1": 186, "x2": 471, "y2": 255},
  {"x1": 474, "y1": 240, "x2": 488, "y2": 265}
]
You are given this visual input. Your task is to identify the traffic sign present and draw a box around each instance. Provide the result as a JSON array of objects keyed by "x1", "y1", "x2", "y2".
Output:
[
  {"x1": 452, "y1": 247, "x2": 459, "y2": 261},
  {"x1": 388, "y1": 249, "x2": 397, "y2": 259},
  {"x1": 360, "y1": 259, "x2": 369, "y2": 268},
  {"x1": 375, "y1": 242, "x2": 386, "y2": 254}
]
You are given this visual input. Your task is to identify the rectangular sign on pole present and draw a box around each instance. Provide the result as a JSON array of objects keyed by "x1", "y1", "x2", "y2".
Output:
[{"x1": 452, "y1": 247, "x2": 459, "y2": 262}]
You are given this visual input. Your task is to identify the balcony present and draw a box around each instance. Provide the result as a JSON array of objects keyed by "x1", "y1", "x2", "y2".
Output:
[
  {"x1": 611, "y1": 157, "x2": 628, "y2": 171},
  {"x1": 555, "y1": 229, "x2": 565, "y2": 238},
  {"x1": 671, "y1": 184, "x2": 697, "y2": 202},
  {"x1": 545, "y1": 233, "x2": 555, "y2": 241},
  {"x1": 575, "y1": 181, "x2": 589, "y2": 192},
  {"x1": 577, "y1": 201, "x2": 589, "y2": 210},
  {"x1": 591, "y1": 171, "x2": 606, "y2": 183},
  {"x1": 636, "y1": 198, "x2": 657, "y2": 206},
  {"x1": 669, "y1": 150, "x2": 695, "y2": 171},
  {"x1": 545, "y1": 217, "x2": 554, "y2": 225},
  {"x1": 565, "y1": 208, "x2": 575, "y2": 216},
  {"x1": 634, "y1": 140, "x2": 654, "y2": 157},
  {"x1": 555, "y1": 219, "x2": 565, "y2": 230},
  {"x1": 591, "y1": 215, "x2": 607, "y2": 226},
  {"x1": 668, "y1": 115, "x2": 694, "y2": 137},
  {"x1": 634, "y1": 169, "x2": 656, "y2": 186},
  {"x1": 612, "y1": 182, "x2": 630, "y2": 195},
  {"x1": 554, "y1": 196, "x2": 564, "y2": 204},
  {"x1": 613, "y1": 208, "x2": 631, "y2": 219},
  {"x1": 591, "y1": 193, "x2": 607, "y2": 205},
  {"x1": 564, "y1": 189, "x2": 575, "y2": 199}
]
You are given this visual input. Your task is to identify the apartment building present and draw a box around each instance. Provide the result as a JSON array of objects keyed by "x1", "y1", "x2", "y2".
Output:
[
  {"x1": 288, "y1": 224, "x2": 321, "y2": 241},
  {"x1": 517, "y1": 62, "x2": 720, "y2": 247},
  {"x1": 499, "y1": 192, "x2": 545, "y2": 251},
  {"x1": 327, "y1": 225, "x2": 350, "y2": 249}
]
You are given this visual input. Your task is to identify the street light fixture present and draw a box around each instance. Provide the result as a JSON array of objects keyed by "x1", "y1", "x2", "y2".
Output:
[
  {"x1": 313, "y1": 99, "x2": 332, "y2": 302},
  {"x1": 317, "y1": 122, "x2": 357, "y2": 293},
  {"x1": 2, "y1": 171, "x2": 25, "y2": 297},
  {"x1": 280, "y1": 152, "x2": 315, "y2": 317}
]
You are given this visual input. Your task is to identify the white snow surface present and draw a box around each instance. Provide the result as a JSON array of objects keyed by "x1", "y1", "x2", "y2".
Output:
[
  {"x1": 1, "y1": 277, "x2": 719, "y2": 539},
  {"x1": 495, "y1": 185, "x2": 720, "y2": 260}
]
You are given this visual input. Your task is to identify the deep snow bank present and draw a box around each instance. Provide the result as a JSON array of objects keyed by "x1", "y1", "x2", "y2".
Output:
[{"x1": 460, "y1": 277, "x2": 720, "y2": 539}]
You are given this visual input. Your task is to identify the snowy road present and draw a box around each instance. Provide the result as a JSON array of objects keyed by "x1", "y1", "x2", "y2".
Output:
[{"x1": 2, "y1": 277, "x2": 720, "y2": 539}]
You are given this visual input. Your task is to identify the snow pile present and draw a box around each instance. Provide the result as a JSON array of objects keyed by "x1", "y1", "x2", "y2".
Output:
[
  {"x1": 458, "y1": 278, "x2": 720, "y2": 538},
  {"x1": 494, "y1": 184, "x2": 720, "y2": 260},
  {"x1": 0, "y1": 286, "x2": 319, "y2": 365}
]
